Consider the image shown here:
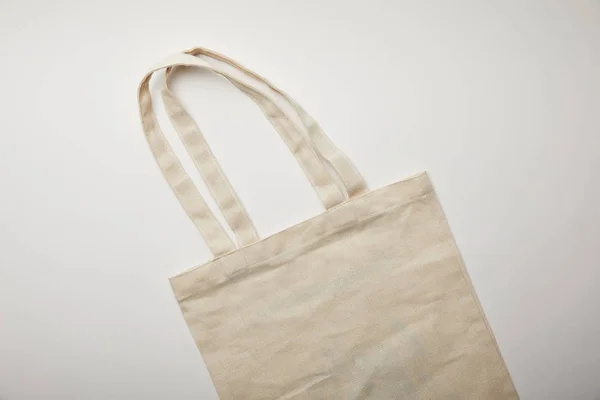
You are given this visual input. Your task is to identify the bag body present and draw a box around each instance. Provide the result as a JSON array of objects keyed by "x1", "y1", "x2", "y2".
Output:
[{"x1": 138, "y1": 48, "x2": 518, "y2": 399}]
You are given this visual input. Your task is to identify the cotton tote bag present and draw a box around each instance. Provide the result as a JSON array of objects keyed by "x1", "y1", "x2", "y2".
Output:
[{"x1": 138, "y1": 47, "x2": 518, "y2": 400}]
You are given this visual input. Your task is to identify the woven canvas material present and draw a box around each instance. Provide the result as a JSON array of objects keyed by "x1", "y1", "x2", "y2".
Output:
[{"x1": 138, "y1": 48, "x2": 518, "y2": 399}]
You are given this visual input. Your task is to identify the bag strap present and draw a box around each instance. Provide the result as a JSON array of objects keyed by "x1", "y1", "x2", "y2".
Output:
[
  {"x1": 160, "y1": 70, "x2": 259, "y2": 248},
  {"x1": 164, "y1": 47, "x2": 368, "y2": 200},
  {"x1": 139, "y1": 51, "x2": 360, "y2": 255}
]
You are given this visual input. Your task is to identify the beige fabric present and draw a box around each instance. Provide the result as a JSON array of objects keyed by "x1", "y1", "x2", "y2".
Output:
[
  {"x1": 138, "y1": 48, "x2": 518, "y2": 399},
  {"x1": 139, "y1": 50, "x2": 357, "y2": 254}
]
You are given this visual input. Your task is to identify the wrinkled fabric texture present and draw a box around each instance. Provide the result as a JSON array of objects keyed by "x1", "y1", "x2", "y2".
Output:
[
  {"x1": 139, "y1": 48, "x2": 519, "y2": 399},
  {"x1": 170, "y1": 174, "x2": 517, "y2": 399}
]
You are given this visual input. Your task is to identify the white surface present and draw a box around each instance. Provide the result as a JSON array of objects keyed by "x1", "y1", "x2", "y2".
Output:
[{"x1": 1, "y1": 1, "x2": 599, "y2": 399}]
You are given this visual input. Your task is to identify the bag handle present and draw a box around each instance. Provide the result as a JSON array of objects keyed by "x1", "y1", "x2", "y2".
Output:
[
  {"x1": 139, "y1": 51, "x2": 358, "y2": 255},
  {"x1": 160, "y1": 48, "x2": 367, "y2": 248},
  {"x1": 164, "y1": 48, "x2": 367, "y2": 199}
]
